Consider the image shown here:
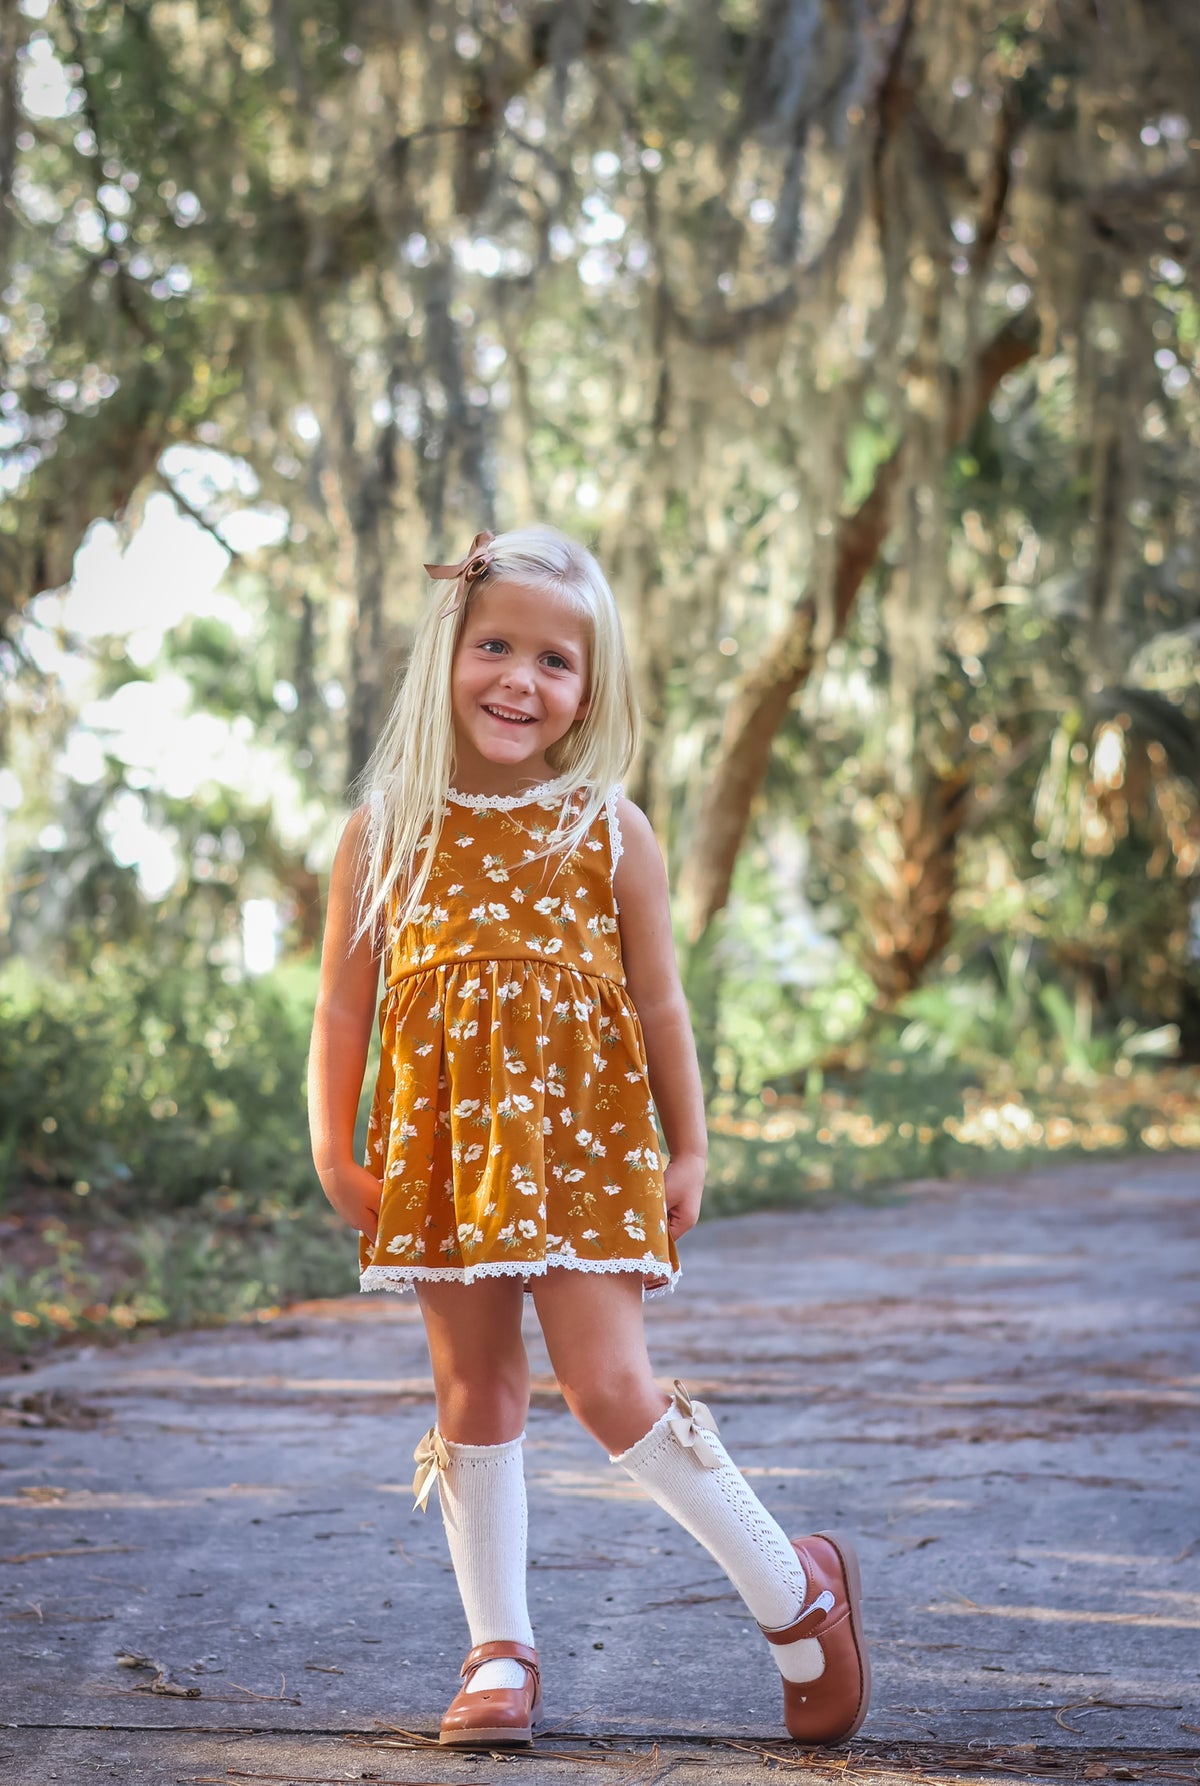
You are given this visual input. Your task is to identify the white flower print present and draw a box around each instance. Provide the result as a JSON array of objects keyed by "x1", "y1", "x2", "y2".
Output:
[
  {"x1": 497, "y1": 1092, "x2": 534, "y2": 1118},
  {"x1": 447, "y1": 883, "x2": 463, "y2": 895},
  {"x1": 533, "y1": 896, "x2": 560, "y2": 915},
  {"x1": 453, "y1": 1099, "x2": 481, "y2": 1119},
  {"x1": 487, "y1": 902, "x2": 510, "y2": 920},
  {"x1": 385, "y1": 1233, "x2": 416, "y2": 1255},
  {"x1": 470, "y1": 905, "x2": 486, "y2": 922},
  {"x1": 572, "y1": 1000, "x2": 591, "y2": 1022},
  {"x1": 457, "y1": 1222, "x2": 483, "y2": 1247},
  {"x1": 518, "y1": 1218, "x2": 538, "y2": 1240}
]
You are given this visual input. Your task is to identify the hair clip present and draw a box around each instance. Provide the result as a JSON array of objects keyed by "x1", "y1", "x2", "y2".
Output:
[{"x1": 424, "y1": 530, "x2": 497, "y2": 620}]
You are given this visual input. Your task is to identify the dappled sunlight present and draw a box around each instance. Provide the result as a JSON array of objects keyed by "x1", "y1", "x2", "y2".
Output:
[
  {"x1": 1021, "y1": 1549, "x2": 1195, "y2": 1567},
  {"x1": 929, "y1": 1598, "x2": 1200, "y2": 1628},
  {"x1": 1, "y1": 1483, "x2": 291, "y2": 1511}
]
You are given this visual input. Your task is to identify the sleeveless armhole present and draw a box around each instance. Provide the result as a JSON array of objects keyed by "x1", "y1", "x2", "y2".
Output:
[
  {"x1": 605, "y1": 784, "x2": 625, "y2": 870},
  {"x1": 605, "y1": 784, "x2": 624, "y2": 915}
]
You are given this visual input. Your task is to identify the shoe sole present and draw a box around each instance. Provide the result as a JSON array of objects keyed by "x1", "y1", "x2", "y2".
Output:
[
  {"x1": 439, "y1": 1726, "x2": 536, "y2": 1746},
  {"x1": 814, "y1": 1528, "x2": 872, "y2": 1740},
  {"x1": 439, "y1": 1702, "x2": 542, "y2": 1747}
]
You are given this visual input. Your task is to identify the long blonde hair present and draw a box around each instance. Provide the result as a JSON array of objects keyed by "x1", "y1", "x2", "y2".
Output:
[{"x1": 352, "y1": 523, "x2": 640, "y2": 947}]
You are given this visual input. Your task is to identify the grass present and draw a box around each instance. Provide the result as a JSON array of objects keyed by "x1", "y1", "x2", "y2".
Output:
[
  {"x1": 704, "y1": 1061, "x2": 1200, "y2": 1215},
  {"x1": 3, "y1": 1062, "x2": 1197, "y2": 1367},
  {"x1": 0, "y1": 1188, "x2": 359, "y2": 1366}
]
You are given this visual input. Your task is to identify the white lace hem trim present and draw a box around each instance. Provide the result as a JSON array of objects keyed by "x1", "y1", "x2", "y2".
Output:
[
  {"x1": 446, "y1": 776, "x2": 577, "y2": 811},
  {"x1": 606, "y1": 783, "x2": 624, "y2": 870},
  {"x1": 360, "y1": 1254, "x2": 680, "y2": 1299}
]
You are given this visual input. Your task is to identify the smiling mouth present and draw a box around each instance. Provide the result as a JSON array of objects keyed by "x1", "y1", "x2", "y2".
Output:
[{"x1": 482, "y1": 704, "x2": 536, "y2": 724}]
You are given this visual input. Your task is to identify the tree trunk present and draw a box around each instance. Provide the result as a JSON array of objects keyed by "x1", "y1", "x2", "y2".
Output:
[
  {"x1": 678, "y1": 313, "x2": 1038, "y2": 943},
  {"x1": 848, "y1": 766, "x2": 972, "y2": 1006}
]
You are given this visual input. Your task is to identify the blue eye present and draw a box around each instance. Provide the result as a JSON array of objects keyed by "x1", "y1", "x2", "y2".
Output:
[
  {"x1": 478, "y1": 639, "x2": 506, "y2": 654},
  {"x1": 543, "y1": 653, "x2": 570, "y2": 670}
]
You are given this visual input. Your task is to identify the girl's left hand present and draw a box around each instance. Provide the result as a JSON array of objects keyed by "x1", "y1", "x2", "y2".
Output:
[{"x1": 664, "y1": 1152, "x2": 706, "y2": 1241}]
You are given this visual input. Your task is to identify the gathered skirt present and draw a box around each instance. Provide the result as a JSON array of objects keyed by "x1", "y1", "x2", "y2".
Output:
[{"x1": 359, "y1": 958, "x2": 680, "y2": 1295}]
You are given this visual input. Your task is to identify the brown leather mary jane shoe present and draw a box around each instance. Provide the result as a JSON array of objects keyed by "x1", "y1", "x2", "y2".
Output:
[
  {"x1": 760, "y1": 1532, "x2": 871, "y2": 1745},
  {"x1": 439, "y1": 1639, "x2": 542, "y2": 1747}
]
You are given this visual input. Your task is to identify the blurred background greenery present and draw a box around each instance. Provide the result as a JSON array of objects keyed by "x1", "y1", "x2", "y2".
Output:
[{"x1": 2, "y1": 0, "x2": 1199, "y2": 1353}]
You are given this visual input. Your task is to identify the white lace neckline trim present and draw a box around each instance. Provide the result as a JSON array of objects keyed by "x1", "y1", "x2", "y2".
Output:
[{"x1": 446, "y1": 775, "x2": 577, "y2": 812}]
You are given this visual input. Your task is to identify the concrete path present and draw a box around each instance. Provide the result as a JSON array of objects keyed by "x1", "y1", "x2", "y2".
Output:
[{"x1": 2, "y1": 1157, "x2": 1198, "y2": 1785}]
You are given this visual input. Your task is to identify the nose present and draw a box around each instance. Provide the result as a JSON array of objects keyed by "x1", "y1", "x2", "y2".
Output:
[{"x1": 499, "y1": 655, "x2": 536, "y2": 692}]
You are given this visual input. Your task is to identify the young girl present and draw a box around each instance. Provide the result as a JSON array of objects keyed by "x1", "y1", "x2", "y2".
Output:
[{"x1": 307, "y1": 524, "x2": 869, "y2": 1748}]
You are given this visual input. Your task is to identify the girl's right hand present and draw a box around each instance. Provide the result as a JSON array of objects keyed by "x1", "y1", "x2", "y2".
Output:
[{"x1": 317, "y1": 1162, "x2": 383, "y2": 1246}]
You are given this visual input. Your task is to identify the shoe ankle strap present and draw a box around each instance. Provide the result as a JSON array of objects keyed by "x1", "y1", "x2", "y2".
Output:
[
  {"x1": 461, "y1": 1639, "x2": 540, "y2": 1682},
  {"x1": 760, "y1": 1588, "x2": 837, "y2": 1645}
]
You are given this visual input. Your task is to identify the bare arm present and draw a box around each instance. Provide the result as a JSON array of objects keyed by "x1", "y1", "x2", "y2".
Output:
[
  {"x1": 308, "y1": 805, "x2": 384, "y2": 1241},
  {"x1": 613, "y1": 797, "x2": 707, "y2": 1238}
]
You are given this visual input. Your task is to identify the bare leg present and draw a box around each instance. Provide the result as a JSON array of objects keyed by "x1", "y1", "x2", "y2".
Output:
[
  {"x1": 416, "y1": 1276, "x2": 530, "y2": 1442},
  {"x1": 530, "y1": 1268, "x2": 668, "y2": 1453}
]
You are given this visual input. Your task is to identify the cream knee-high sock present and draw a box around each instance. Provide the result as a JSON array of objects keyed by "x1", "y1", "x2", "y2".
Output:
[
  {"x1": 433, "y1": 1432, "x2": 534, "y2": 1693},
  {"x1": 612, "y1": 1390, "x2": 824, "y2": 1684}
]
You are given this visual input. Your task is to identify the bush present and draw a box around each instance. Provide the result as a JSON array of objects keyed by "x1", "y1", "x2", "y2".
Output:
[{"x1": 0, "y1": 952, "x2": 321, "y2": 1210}]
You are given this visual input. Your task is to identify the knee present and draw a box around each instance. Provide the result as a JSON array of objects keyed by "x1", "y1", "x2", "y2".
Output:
[
  {"x1": 557, "y1": 1365, "x2": 666, "y2": 1454},
  {"x1": 435, "y1": 1359, "x2": 529, "y2": 1446}
]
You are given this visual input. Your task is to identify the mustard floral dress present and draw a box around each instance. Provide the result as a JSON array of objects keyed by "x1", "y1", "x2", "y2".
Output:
[{"x1": 360, "y1": 779, "x2": 679, "y2": 1297}]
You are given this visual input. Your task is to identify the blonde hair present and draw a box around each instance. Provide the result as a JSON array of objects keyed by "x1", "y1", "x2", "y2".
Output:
[{"x1": 352, "y1": 523, "x2": 639, "y2": 946}]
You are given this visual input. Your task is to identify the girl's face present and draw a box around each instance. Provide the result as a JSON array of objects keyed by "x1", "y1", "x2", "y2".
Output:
[{"x1": 450, "y1": 578, "x2": 590, "y2": 792}]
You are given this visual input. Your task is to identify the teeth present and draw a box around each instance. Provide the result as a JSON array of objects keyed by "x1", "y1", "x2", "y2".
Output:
[{"x1": 485, "y1": 705, "x2": 533, "y2": 722}]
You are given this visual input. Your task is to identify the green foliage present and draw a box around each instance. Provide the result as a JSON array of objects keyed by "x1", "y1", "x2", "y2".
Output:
[
  {"x1": 0, "y1": 1190, "x2": 357, "y2": 1355},
  {"x1": 0, "y1": 952, "x2": 319, "y2": 1208}
]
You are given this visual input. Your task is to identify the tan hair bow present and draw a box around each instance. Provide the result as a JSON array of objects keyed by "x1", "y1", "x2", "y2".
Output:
[{"x1": 424, "y1": 530, "x2": 497, "y2": 620}]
